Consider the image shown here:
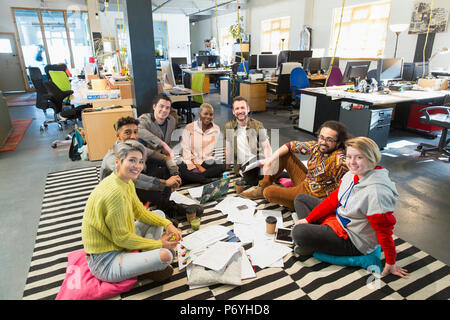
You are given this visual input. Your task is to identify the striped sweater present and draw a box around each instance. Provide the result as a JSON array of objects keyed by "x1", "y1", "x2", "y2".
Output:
[{"x1": 81, "y1": 173, "x2": 172, "y2": 254}]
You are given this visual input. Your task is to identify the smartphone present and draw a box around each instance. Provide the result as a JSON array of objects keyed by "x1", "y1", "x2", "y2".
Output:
[{"x1": 275, "y1": 227, "x2": 293, "y2": 245}]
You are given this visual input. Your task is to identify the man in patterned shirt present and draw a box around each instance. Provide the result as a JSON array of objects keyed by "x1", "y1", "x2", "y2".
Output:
[{"x1": 240, "y1": 120, "x2": 350, "y2": 210}]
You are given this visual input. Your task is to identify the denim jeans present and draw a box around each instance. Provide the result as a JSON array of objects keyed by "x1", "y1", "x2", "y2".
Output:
[{"x1": 86, "y1": 210, "x2": 173, "y2": 283}]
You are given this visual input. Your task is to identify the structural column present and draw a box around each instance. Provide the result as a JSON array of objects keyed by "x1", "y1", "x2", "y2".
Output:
[{"x1": 123, "y1": 0, "x2": 158, "y2": 116}]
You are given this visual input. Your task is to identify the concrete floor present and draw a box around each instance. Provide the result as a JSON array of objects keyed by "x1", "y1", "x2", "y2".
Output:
[{"x1": 0, "y1": 90, "x2": 449, "y2": 300}]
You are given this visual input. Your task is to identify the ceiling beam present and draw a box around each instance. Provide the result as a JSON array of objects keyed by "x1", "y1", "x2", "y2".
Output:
[
  {"x1": 152, "y1": 0, "x2": 174, "y2": 13},
  {"x1": 187, "y1": 0, "x2": 237, "y2": 17}
]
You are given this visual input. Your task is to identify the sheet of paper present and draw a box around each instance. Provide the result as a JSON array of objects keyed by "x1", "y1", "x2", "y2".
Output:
[
  {"x1": 180, "y1": 225, "x2": 230, "y2": 251},
  {"x1": 254, "y1": 210, "x2": 284, "y2": 229},
  {"x1": 242, "y1": 159, "x2": 265, "y2": 173},
  {"x1": 246, "y1": 241, "x2": 292, "y2": 269},
  {"x1": 187, "y1": 186, "x2": 204, "y2": 199},
  {"x1": 241, "y1": 249, "x2": 256, "y2": 280},
  {"x1": 227, "y1": 205, "x2": 255, "y2": 224},
  {"x1": 214, "y1": 196, "x2": 257, "y2": 215},
  {"x1": 193, "y1": 242, "x2": 242, "y2": 272},
  {"x1": 169, "y1": 191, "x2": 199, "y2": 205}
]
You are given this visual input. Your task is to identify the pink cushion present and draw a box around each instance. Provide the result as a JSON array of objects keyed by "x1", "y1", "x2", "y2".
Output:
[
  {"x1": 278, "y1": 178, "x2": 293, "y2": 187},
  {"x1": 56, "y1": 249, "x2": 137, "y2": 300}
]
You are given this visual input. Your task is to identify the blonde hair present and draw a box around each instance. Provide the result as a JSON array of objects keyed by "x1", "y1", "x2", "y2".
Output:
[
  {"x1": 199, "y1": 103, "x2": 214, "y2": 114},
  {"x1": 345, "y1": 137, "x2": 381, "y2": 167}
]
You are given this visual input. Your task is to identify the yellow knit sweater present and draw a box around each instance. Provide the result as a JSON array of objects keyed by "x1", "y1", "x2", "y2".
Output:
[{"x1": 82, "y1": 173, "x2": 172, "y2": 254}]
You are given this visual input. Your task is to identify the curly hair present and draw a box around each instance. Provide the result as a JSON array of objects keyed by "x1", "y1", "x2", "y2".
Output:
[
  {"x1": 114, "y1": 116, "x2": 139, "y2": 131},
  {"x1": 317, "y1": 120, "x2": 352, "y2": 149}
]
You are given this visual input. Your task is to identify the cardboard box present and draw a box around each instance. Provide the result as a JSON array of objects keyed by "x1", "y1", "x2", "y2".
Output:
[
  {"x1": 418, "y1": 78, "x2": 448, "y2": 90},
  {"x1": 91, "y1": 79, "x2": 109, "y2": 91},
  {"x1": 118, "y1": 83, "x2": 133, "y2": 99}
]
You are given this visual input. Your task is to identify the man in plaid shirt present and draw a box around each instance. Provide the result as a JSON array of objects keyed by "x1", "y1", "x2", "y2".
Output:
[{"x1": 240, "y1": 121, "x2": 350, "y2": 210}]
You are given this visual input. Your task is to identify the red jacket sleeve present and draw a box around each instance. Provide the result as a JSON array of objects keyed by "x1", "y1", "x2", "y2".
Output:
[
  {"x1": 367, "y1": 212, "x2": 397, "y2": 265},
  {"x1": 305, "y1": 188, "x2": 340, "y2": 223}
]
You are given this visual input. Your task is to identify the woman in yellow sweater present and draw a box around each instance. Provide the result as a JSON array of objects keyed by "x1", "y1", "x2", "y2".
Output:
[{"x1": 82, "y1": 140, "x2": 182, "y2": 283}]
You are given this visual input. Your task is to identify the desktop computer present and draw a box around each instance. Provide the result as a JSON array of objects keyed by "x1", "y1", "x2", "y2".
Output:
[
  {"x1": 342, "y1": 61, "x2": 371, "y2": 83},
  {"x1": 304, "y1": 57, "x2": 322, "y2": 74},
  {"x1": 376, "y1": 58, "x2": 403, "y2": 84}
]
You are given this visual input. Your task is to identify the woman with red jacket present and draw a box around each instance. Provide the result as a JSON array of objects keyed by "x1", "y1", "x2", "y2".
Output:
[{"x1": 292, "y1": 137, "x2": 409, "y2": 279}]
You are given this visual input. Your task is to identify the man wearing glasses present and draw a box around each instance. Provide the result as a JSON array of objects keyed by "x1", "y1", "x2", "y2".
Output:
[{"x1": 240, "y1": 120, "x2": 350, "y2": 210}]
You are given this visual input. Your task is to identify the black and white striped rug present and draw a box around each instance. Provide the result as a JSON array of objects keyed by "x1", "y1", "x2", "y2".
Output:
[{"x1": 23, "y1": 166, "x2": 450, "y2": 300}]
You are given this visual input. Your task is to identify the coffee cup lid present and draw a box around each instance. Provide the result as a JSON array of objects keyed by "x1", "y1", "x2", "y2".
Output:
[{"x1": 265, "y1": 216, "x2": 277, "y2": 224}]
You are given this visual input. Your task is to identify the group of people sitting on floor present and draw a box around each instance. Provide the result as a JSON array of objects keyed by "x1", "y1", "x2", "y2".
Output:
[{"x1": 81, "y1": 94, "x2": 408, "y2": 285}]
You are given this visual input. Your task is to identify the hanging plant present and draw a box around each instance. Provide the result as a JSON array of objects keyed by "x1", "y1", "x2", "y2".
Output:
[{"x1": 229, "y1": 16, "x2": 245, "y2": 43}]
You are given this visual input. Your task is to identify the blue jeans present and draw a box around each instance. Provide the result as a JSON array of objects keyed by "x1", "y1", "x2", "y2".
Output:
[{"x1": 87, "y1": 210, "x2": 173, "y2": 283}]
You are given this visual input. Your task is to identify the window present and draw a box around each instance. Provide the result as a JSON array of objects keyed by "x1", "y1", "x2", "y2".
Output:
[
  {"x1": 0, "y1": 39, "x2": 13, "y2": 53},
  {"x1": 329, "y1": 1, "x2": 391, "y2": 58},
  {"x1": 12, "y1": 7, "x2": 92, "y2": 90},
  {"x1": 261, "y1": 17, "x2": 290, "y2": 54}
]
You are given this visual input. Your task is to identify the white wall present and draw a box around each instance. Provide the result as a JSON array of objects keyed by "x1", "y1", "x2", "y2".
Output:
[
  {"x1": 312, "y1": 0, "x2": 450, "y2": 69},
  {"x1": 153, "y1": 13, "x2": 191, "y2": 63},
  {"x1": 248, "y1": 0, "x2": 307, "y2": 54}
]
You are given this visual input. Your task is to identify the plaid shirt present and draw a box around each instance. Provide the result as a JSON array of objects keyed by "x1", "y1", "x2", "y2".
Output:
[{"x1": 286, "y1": 140, "x2": 348, "y2": 199}]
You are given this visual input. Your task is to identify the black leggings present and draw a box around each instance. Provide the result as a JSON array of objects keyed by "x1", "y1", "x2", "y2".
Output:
[
  {"x1": 292, "y1": 193, "x2": 363, "y2": 257},
  {"x1": 179, "y1": 161, "x2": 226, "y2": 185}
]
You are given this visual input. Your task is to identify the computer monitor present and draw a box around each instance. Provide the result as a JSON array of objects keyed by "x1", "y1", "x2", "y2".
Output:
[
  {"x1": 321, "y1": 57, "x2": 340, "y2": 72},
  {"x1": 304, "y1": 57, "x2": 322, "y2": 74},
  {"x1": 288, "y1": 50, "x2": 313, "y2": 65},
  {"x1": 402, "y1": 62, "x2": 415, "y2": 81},
  {"x1": 160, "y1": 60, "x2": 175, "y2": 87},
  {"x1": 412, "y1": 62, "x2": 429, "y2": 80},
  {"x1": 342, "y1": 61, "x2": 371, "y2": 83},
  {"x1": 278, "y1": 50, "x2": 290, "y2": 67},
  {"x1": 196, "y1": 55, "x2": 209, "y2": 67},
  {"x1": 235, "y1": 52, "x2": 249, "y2": 63},
  {"x1": 257, "y1": 54, "x2": 278, "y2": 70},
  {"x1": 249, "y1": 54, "x2": 258, "y2": 69},
  {"x1": 376, "y1": 58, "x2": 404, "y2": 83},
  {"x1": 171, "y1": 57, "x2": 188, "y2": 66}
]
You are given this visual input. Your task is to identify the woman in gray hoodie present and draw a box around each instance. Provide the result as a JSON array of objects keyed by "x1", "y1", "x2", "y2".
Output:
[{"x1": 293, "y1": 137, "x2": 409, "y2": 279}]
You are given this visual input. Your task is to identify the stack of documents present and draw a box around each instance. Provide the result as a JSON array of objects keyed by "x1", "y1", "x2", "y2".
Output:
[
  {"x1": 214, "y1": 196, "x2": 257, "y2": 224},
  {"x1": 246, "y1": 239, "x2": 292, "y2": 269},
  {"x1": 193, "y1": 241, "x2": 241, "y2": 272}
]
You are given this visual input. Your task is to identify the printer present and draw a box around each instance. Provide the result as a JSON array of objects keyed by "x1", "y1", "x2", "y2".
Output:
[{"x1": 248, "y1": 73, "x2": 264, "y2": 82}]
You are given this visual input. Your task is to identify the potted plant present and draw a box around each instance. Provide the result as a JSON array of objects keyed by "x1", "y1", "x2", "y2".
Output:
[{"x1": 229, "y1": 17, "x2": 245, "y2": 43}]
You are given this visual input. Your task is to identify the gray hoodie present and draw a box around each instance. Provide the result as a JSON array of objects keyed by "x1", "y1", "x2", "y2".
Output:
[{"x1": 336, "y1": 168, "x2": 399, "y2": 255}]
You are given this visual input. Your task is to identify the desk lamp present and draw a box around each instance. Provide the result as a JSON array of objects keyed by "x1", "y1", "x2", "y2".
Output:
[
  {"x1": 389, "y1": 24, "x2": 409, "y2": 58},
  {"x1": 428, "y1": 47, "x2": 449, "y2": 78}
]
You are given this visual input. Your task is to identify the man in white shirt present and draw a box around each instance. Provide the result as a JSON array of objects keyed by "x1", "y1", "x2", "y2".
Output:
[{"x1": 225, "y1": 96, "x2": 272, "y2": 186}]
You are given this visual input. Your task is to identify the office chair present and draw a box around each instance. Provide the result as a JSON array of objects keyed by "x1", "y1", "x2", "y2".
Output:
[
  {"x1": 416, "y1": 106, "x2": 450, "y2": 161},
  {"x1": 172, "y1": 72, "x2": 205, "y2": 124},
  {"x1": 289, "y1": 67, "x2": 310, "y2": 123},
  {"x1": 326, "y1": 66, "x2": 343, "y2": 87},
  {"x1": 268, "y1": 62, "x2": 303, "y2": 113},
  {"x1": 45, "y1": 64, "x2": 69, "y2": 80},
  {"x1": 237, "y1": 61, "x2": 249, "y2": 73},
  {"x1": 28, "y1": 67, "x2": 53, "y2": 115},
  {"x1": 42, "y1": 81, "x2": 86, "y2": 131},
  {"x1": 172, "y1": 63, "x2": 183, "y2": 85}
]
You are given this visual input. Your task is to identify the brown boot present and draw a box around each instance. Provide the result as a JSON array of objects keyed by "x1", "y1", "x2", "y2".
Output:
[
  {"x1": 239, "y1": 185, "x2": 265, "y2": 200},
  {"x1": 138, "y1": 265, "x2": 174, "y2": 282}
]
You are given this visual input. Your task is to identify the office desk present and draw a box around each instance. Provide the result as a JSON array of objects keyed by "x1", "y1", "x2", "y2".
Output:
[
  {"x1": 164, "y1": 87, "x2": 204, "y2": 123},
  {"x1": 182, "y1": 68, "x2": 231, "y2": 93},
  {"x1": 71, "y1": 81, "x2": 134, "y2": 108},
  {"x1": 297, "y1": 86, "x2": 448, "y2": 148},
  {"x1": 82, "y1": 106, "x2": 134, "y2": 161},
  {"x1": 238, "y1": 79, "x2": 276, "y2": 112}
]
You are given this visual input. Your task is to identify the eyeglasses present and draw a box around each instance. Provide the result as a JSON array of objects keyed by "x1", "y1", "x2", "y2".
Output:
[{"x1": 318, "y1": 135, "x2": 338, "y2": 143}]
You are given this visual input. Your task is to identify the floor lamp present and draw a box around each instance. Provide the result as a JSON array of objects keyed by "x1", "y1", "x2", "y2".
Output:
[{"x1": 389, "y1": 24, "x2": 409, "y2": 58}]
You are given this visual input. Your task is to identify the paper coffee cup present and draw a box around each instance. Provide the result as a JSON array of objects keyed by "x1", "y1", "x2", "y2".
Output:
[{"x1": 265, "y1": 216, "x2": 277, "y2": 234}]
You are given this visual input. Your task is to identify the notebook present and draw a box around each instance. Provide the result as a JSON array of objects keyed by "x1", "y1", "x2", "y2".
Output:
[{"x1": 199, "y1": 177, "x2": 231, "y2": 204}]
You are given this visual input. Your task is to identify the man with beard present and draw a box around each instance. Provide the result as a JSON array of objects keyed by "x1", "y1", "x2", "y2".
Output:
[
  {"x1": 240, "y1": 120, "x2": 350, "y2": 211},
  {"x1": 224, "y1": 96, "x2": 272, "y2": 186}
]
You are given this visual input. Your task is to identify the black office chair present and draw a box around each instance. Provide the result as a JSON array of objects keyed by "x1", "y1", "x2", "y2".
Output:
[
  {"x1": 28, "y1": 67, "x2": 53, "y2": 115},
  {"x1": 416, "y1": 106, "x2": 450, "y2": 161},
  {"x1": 42, "y1": 81, "x2": 87, "y2": 131},
  {"x1": 172, "y1": 63, "x2": 183, "y2": 85},
  {"x1": 267, "y1": 62, "x2": 302, "y2": 113},
  {"x1": 44, "y1": 64, "x2": 69, "y2": 80}
]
